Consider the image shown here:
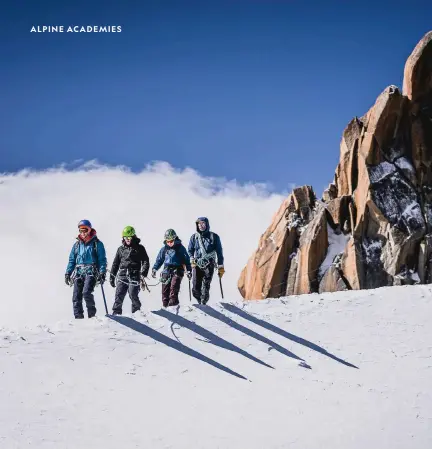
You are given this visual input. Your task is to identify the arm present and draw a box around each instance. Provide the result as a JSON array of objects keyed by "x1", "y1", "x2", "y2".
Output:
[
  {"x1": 181, "y1": 245, "x2": 192, "y2": 271},
  {"x1": 96, "y1": 241, "x2": 107, "y2": 273},
  {"x1": 110, "y1": 247, "x2": 121, "y2": 277},
  {"x1": 214, "y1": 234, "x2": 224, "y2": 266},
  {"x1": 65, "y1": 243, "x2": 77, "y2": 274},
  {"x1": 139, "y1": 245, "x2": 150, "y2": 277},
  {"x1": 152, "y1": 247, "x2": 165, "y2": 271},
  {"x1": 187, "y1": 234, "x2": 196, "y2": 259}
]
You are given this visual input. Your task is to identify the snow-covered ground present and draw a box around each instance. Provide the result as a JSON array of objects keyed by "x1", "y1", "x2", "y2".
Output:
[{"x1": 1, "y1": 284, "x2": 431, "y2": 449}]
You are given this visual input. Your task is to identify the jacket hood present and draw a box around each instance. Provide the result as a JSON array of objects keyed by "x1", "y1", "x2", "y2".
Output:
[{"x1": 195, "y1": 217, "x2": 210, "y2": 233}]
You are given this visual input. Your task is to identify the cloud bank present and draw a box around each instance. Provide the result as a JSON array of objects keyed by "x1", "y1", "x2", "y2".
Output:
[{"x1": 0, "y1": 161, "x2": 286, "y2": 329}]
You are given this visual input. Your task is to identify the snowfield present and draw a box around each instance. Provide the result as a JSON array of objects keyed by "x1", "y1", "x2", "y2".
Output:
[{"x1": 1, "y1": 284, "x2": 431, "y2": 448}]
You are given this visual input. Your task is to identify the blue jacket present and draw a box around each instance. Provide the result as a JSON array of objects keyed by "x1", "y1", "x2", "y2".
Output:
[
  {"x1": 66, "y1": 233, "x2": 107, "y2": 275},
  {"x1": 153, "y1": 237, "x2": 192, "y2": 272},
  {"x1": 188, "y1": 217, "x2": 224, "y2": 266}
]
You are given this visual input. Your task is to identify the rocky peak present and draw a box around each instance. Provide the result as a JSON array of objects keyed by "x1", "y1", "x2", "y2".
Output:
[{"x1": 239, "y1": 31, "x2": 432, "y2": 299}]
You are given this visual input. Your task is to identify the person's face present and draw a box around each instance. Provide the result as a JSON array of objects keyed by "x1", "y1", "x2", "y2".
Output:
[
  {"x1": 166, "y1": 239, "x2": 175, "y2": 247},
  {"x1": 124, "y1": 237, "x2": 132, "y2": 246},
  {"x1": 198, "y1": 221, "x2": 206, "y2": 232},
  {"x1": 79, "y1": 227, "x2": 90, "y2": 236}
]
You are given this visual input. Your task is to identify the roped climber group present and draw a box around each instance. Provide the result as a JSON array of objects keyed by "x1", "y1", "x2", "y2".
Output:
[{"x1": 64, "y1": 218, "x2": 225, "y2": 318}]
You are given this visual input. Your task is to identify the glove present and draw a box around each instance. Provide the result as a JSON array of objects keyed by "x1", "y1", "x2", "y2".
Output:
[
  {"x1": 186, "y1": 271, "x2": 192, "y2": 280},
  {"x1": 98, "y1": 272, "x2": 106, "y2": 284},
  {"x1": 65, "y1": 273, "x2": 71, "y2": 286},
  {"x1": 151, "y1": 269, "x2": 157, "y2": 278},
  {"x1": 190, "y1": 258, "x2": 197, "y2": 268},
  {"x1": 110, "y1": 275, "x2": 116, "y2": 288},
  {"x1": 218, "y1": 266, "x2": 225, "y2": 277}
]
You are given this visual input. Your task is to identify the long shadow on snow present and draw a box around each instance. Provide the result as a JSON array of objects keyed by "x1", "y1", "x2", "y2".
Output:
[
  {"x1": 153, "y1": 309, "x2": 274, "y2": 369},
  {"x1": 221, "y1": 303, "x2": 358, "y2": 369},
  {"x1": 193, "y1": 305, "x2": 307, "y2": 365},
  {"x1": 109, "y1": 315, "x2": 247, "y2": 380}
]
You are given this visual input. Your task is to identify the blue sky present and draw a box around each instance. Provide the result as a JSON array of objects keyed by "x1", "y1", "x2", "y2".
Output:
[{"x1": 1, "y1": 0, "x2": 431, "y2": 193}]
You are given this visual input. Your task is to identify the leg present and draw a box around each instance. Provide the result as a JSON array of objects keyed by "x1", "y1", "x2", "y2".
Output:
[
  {"x1": 201, "y1": 265, "x2": 215, "y2": 305},
  {"x1": 72, "y1": 277, "x2": 85, "y2": 318},
  {"x1": 82, "y1": 274, "x2": 97, "y2": 318},
  {"x1": 112, "y1": 279, "x2": 128, "y2": 315},
  {"x1": 192, "y1": 267, "x2": 204, "y2": 303},
  {"x1": 128, "y1": 281, "x2": 141, "y2": 313},
  {"x1": 161, "y1": 277, "x2": 171, "y2": 308},
  {"x1": 168, "y1": 271, "x2": 183, "y2": 306}
]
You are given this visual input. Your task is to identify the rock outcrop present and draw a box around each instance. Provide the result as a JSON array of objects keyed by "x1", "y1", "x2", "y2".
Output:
[{"x1": 239, "y1": 31, "x2": 432, "y2": 300}]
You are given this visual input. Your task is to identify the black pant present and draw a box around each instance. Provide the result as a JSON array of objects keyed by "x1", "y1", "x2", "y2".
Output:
[
  {"x1": 72, "y1": 274, "x2": 97, "y2": 318},
  {"x1": 161, "y1": 268, "x2": 184, "y2": 307},
  {"x1": 112, "y1": 276, "x2": 141, "y2": 314},
  {"x1": 192, "y1": 264, "x2": 215, "y2": 304}
]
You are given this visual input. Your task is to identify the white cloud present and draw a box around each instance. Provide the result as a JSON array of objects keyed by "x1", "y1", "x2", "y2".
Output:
[{"x1": 0, "y1": 161, "x2": 286, "y2": 329}]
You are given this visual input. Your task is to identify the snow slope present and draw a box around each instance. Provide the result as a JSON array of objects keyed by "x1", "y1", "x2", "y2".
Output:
[{"x1": 1, "y1": 284, "x2": 432, "y2": 449}]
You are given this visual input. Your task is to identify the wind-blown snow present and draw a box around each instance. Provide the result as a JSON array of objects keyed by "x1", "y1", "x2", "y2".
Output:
[
  {"x1": 1, "y1": 286, "x2": 432, "y2": 448},
  {"x1": 0, "y1": 162, "x2": 284, "y2": 328}
]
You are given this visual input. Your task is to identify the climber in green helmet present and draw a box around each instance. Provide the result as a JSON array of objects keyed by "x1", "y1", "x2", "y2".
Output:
[{"x1": 109, "y1": 225, "x2": 150, "y2": 315}]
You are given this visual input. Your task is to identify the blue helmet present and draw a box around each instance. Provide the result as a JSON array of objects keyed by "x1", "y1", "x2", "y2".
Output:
[{"x1": 78, "y1": 219, "x2": 92, "y2": 229}]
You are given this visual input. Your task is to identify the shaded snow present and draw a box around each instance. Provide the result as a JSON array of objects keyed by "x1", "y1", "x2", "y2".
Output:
[
  {"x1": 362, "y1": 239, "x2": 383, "y2": 265},
  {"x1": 369, "y1": 161, "x2": 425, "y2": 235},
  {"x1": 368, "y1": 161, "x2": 396, "y2": 183},
  {"x1": 395, "y1": 157, "x2": 415, "y2": 173}
]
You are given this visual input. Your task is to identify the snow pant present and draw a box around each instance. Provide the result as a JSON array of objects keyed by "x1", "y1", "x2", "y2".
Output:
[
  {"x1": 72, "y1": 274, "x2": 97, "y2": 318},
  {"x1": 161, "y1": 267, "x2": 184, "y2": 307},
  {"x1": 192, "y1": 264, "x2": 215, "y2": 304},
  {"x1": 112, "y1": 276, "x2": 141, "y2": 314}
]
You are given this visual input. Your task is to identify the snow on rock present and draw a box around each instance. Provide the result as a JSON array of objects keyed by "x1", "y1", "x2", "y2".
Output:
[
  {"x1": 318, "y1": 224, "x2": 349, "y2": 278},
  {"x1": 369, "y1": 162, "x2": 425, "y2": 236},
  {"x1": 394, "y1": 156, "x2": 415, "y2": 173}
]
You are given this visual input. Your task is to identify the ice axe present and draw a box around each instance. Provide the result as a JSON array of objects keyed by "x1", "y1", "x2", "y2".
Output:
[
  {"x1": 218, "y1": 275, "x2": 224, "y2": 299},
  {"x1": 100, "y1": 282, "x2": 109, "y2": 316}
]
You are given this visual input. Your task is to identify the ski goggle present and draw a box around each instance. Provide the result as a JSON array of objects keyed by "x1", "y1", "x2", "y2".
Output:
[
  {"x1": 124, "y1": 236, "x2": 132, "y2": 241},
  {"x1": 79, "y1": 227, "x2": 90, "y2": 233}
]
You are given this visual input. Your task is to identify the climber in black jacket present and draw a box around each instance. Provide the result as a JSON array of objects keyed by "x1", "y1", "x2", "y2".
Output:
[{"x1": 110, "y1": 226, "x2": 150, "y2": 315}]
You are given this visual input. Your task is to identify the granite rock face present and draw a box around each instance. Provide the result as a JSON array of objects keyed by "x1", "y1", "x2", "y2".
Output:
[{"x1": 238, "y1": 31, "x2": 432, "y2": 299}]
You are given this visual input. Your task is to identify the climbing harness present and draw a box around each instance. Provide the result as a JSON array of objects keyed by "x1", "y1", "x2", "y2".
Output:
[
  {"x1": 194, "y1": 232, "x2": 217, "y2": 269},
  {"x1": 69, "y1": 264, "x2": 99, "y2": 285}
]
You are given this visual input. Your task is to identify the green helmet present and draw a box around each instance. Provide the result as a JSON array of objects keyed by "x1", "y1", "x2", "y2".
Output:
[
  {"x1": 164, "y1": 228, "x2": 177, "y2": 241},
  {"x1": 122, "y1": 225, "x2": 136, "y2": 238}
]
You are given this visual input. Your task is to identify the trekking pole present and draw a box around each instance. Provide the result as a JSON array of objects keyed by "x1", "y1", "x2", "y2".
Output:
[
  {"x1": 100, "y1": 282, "x2": 109, "y2": 316},
  {"x1": 188, "y1": 278, "x2": 192, "y2": 302},
  {"x1": 219, "y1": 275, "x2": 224, "y2": 299}
]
